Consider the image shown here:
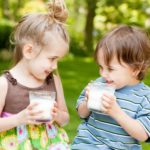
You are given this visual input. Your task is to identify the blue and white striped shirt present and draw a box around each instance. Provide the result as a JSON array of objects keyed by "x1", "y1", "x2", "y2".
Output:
[{"x1": 72, "y1": 78, "x2": 150, "y2": 150}]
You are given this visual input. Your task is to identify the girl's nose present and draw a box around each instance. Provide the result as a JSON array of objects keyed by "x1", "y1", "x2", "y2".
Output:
[{"x1": 51, "y1": 61, "x2": 57, "y2": 70}]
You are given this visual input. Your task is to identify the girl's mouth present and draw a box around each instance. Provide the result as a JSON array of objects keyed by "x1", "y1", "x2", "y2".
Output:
[{"x1": 45, "y1": 70, "x2": 51, "y2": 75}]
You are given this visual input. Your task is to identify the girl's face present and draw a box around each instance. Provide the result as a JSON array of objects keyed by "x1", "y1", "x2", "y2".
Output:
[
  {"x1": 27, "y1": 36, "x2": 68, "y2": 81},
  {"x1": 97, "y1": 51, "x2": 140, "y2": 89}
]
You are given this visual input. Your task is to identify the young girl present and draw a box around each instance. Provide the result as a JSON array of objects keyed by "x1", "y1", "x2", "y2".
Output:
[
  {"x1": 0, "y1": 0, "x2": 70, "y2": 149},
  {"x1": 72, "y1": 25, "x2": 150, "y2": 150}
]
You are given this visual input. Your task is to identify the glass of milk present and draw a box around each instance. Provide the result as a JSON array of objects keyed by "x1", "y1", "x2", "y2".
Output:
[
  {"x1": 29, "y1": 90, "x2": 56, "y2": 122},
  {"x1": 87, "y1": 82, "x2": 115, "y2": 112}
]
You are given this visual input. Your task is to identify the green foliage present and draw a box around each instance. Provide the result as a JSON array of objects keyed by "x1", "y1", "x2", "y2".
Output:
[
  {"x1": 95, "y1": 0, "x2": 150, "y2": 38},
  {"x1": 0, "y1": 19, "x2": 13, "y2": 50},
  {"x1": 69, "y1": 35, "x2": 87, "y2": 56}
]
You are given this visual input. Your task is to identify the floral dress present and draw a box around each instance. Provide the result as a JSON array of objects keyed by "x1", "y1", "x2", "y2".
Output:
[
  {"x1": 0, "y1": 119, "x2": 70, "y2": 150},
  {"x1": 0, "y1": 71, "x2": 70, "y2": 150}
]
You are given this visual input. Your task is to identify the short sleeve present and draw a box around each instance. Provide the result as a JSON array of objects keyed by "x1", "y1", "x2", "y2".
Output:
[
  {"x1": 136, "y1": 95, "x2": 150, "y2": 142},
  {"x1": 76, "y1": 88, "x2": 86, "y2": 110}
]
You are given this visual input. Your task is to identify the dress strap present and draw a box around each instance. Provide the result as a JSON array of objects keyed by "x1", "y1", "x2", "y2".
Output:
[{"x1": 4, "y1": 71, "x2": 17, "y2": 85}]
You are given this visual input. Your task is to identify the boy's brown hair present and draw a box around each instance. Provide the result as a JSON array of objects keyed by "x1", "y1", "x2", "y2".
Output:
[{"x1": 94, "y1": 25, "x2": 150, "y2": 80}]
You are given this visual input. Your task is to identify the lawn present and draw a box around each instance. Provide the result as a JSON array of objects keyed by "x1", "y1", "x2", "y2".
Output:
[{"x1": 0, "y1": 56, "x2": 150, "y2": 149}]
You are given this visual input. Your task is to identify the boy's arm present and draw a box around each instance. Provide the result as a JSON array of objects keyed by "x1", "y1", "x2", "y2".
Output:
[
  {"x1": 102, "y1": 93, "x2": 149, "y2": 142},
  {"x1": 111, "y1": 106, "x2": 148, "y2": 142},
  {"x1": 78, "y1": 100, "x2": 91, "y2": 118},
  {"x1": 77, "y1": 88, "x2": 91, "y2": 118}
]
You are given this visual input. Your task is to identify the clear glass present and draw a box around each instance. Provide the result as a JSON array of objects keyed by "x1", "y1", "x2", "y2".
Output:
[
  {"x1": 29, "y1": 91, "x2": 56, "y2": 122},
  {"x1": 87, "y1": 82, "x2": 115, "y2": 112}
]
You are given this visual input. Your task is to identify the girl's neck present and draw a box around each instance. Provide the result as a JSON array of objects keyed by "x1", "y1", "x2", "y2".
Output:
[{"x1": 10, "y1": 61, "x2": 45, "y2": 88}]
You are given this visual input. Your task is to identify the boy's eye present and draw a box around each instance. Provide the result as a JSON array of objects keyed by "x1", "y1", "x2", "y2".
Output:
[
  {"x1": 99, "y1": 65, "x2": 103, "y2": 70},
  {"x1": 108, "y1": 67, "x2": 114, "y2": 71}
]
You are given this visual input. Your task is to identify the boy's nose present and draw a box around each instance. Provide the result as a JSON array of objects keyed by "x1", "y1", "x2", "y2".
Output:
[{"x1": 100, "y1": 70, "x2": 108, "y2": 79}]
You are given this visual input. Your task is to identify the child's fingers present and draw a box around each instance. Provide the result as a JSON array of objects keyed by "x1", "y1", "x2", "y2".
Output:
[
  {"x1": 103, "y1": 92, "x2": 116, "y2": 99},
  {"x1": 84, "y1": 96, "x2": 88, "y2": 102},
  {"x1": 102, "y1": 95, "x2": 112, "y2": 103},
  {"x1": 53, "y1": 101, "x2": 58, "y2": 108},
  {"x1": 27, "y1": 102, "x2": 39, "y2": 110},
  {"x1": 101, "y1": 106, "x2": 108, "y2": 113},
  {"x1": 85, "y1": 88, "x2": 90, "y2": 100},
  {"x1": 28, "y1": 108, "x2": 43, "y2": 116},
  {"x1": 102, "y1": 100, "x2": 111, "y2": 109}
]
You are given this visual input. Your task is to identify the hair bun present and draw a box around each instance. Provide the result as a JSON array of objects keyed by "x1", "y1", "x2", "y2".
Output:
[{"x1": 48, "y1": 0, "x2": 68, "y2": 23}]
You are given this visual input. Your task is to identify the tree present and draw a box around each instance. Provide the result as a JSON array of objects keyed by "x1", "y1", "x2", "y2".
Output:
[
  {"x1": 84, "y1": 0, "x2": 98, "y2": 54},
  {"x1": 1, "y1": 0, "x2": 11, "y2": 19}
]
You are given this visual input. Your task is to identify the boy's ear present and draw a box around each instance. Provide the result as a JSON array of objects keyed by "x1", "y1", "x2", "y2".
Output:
[
  {"x1": 132, "y1": 67, "x2": 141, "y2": 78},
  {"x1": 22, "y1": 44, "x2": 35, "y2": 59}
]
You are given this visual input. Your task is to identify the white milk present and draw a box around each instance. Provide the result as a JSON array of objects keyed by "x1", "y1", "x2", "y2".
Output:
[
  {"x1": 87, "y1": 82, "x2": 115, "y2": 112},
  {"x1": 29, "y1": 91, "x2": 55, "y2": 122}
]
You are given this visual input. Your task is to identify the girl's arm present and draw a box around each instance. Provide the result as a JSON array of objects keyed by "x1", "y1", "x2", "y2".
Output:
[
  {"x1": 0, "y1": 77, "x2": 44, "y2": 132},
  {"x1": 0, "y1": 76, "x2": 20, "y2": 131},
  {"x1": 102, "y1": 93, "x2": 148, "y2": 142},
  {"x1": 53, "y1": 73, "x2": 69, "y2": 126}
]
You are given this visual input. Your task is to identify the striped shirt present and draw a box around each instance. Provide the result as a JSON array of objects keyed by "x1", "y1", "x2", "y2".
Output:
[{"x1": 72, "y1": 78, "x2": 150, "y2": 150}]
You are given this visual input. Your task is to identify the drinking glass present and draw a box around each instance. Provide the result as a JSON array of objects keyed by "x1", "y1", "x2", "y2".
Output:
[
  {"x1": 87, "y1": 82, "x2": 115, "y2": 112},
  {"x1": 29, "y1": 90, "x2": 56, "y2": 122}
]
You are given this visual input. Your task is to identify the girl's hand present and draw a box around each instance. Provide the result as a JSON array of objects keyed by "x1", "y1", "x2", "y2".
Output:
[
  {"x1": 16, "y1": 102, "x2": 44, "y2": 125},
  {"x1": 101, "y1": 92, "x2": 120, "y2": 116},
  {"x1": 50, "y1": 101, "x2": 58, "y2": 123}
]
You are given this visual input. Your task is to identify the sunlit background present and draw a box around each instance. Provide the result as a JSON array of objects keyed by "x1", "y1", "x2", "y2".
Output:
[{"x1": 0, "y1": 0, "x2": 150, "y2": 149}]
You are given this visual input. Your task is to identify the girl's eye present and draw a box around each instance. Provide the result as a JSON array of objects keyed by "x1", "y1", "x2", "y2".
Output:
[{"x1": 48, "y1": 57, "x2": 57, "y2": 61}]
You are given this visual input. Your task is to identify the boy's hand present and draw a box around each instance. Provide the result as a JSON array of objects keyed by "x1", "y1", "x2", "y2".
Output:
[{"x1": 101, "y1": 92, "x2": 120, "y2": 116}]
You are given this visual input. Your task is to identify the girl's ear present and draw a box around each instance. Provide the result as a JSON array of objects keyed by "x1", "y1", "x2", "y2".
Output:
[{"x1": 22, "y1": 44, "x2": 35, "y2": 59}]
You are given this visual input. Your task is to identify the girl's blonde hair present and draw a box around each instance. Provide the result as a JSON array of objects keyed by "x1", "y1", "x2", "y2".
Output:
[
  {"x1": 94, "y1": 25, "x2": 150, "y2": 80},
  {"x1": 10, "y1": 0, "x2": 69, "y2": 64}
]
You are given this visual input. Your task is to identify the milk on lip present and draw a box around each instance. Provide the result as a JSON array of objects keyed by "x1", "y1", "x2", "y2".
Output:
[{"x1": 87, "y1": 82, "x2": 115, "y2": 112}]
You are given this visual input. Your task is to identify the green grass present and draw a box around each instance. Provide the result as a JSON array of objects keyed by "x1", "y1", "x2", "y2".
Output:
[{"x1": 0, "y1": 57, "x2": 150, "y2": 149}]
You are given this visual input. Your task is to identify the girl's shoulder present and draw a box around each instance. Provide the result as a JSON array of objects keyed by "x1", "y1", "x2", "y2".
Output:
[
  {"x1": 0, "y1": 75, "x2": 8, "y2": 90},
  {"x1": 0, "y1": 75, "x2": 8, "y2": 111}
]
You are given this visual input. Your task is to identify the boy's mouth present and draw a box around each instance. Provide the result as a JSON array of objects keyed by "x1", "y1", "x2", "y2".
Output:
[{"x1": 106, "y1": 80, "x2": 114, "y2": 84}]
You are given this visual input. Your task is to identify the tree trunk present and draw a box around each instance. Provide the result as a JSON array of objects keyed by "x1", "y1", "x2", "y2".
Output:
[{"x1": 84, "y1": 0, "x2": 97, "y2": 54}]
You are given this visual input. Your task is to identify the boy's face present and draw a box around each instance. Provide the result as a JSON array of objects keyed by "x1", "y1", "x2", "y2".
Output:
[
  {"x1": 25, "y1": 35, "x2": 68, "y2": 81},
  {"x1": 97, "y1": 51, "x2": 140, "y2": 89}
]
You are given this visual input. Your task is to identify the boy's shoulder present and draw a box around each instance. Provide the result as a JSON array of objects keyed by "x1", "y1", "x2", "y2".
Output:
[{"x1": 142, "y1": 83, "x2": 150, "y2": 96}]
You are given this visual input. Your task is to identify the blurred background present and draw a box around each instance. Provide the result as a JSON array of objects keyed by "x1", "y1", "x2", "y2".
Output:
[{"x1": 0, "y1": 0, "x2": 150, "y2": 149}]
